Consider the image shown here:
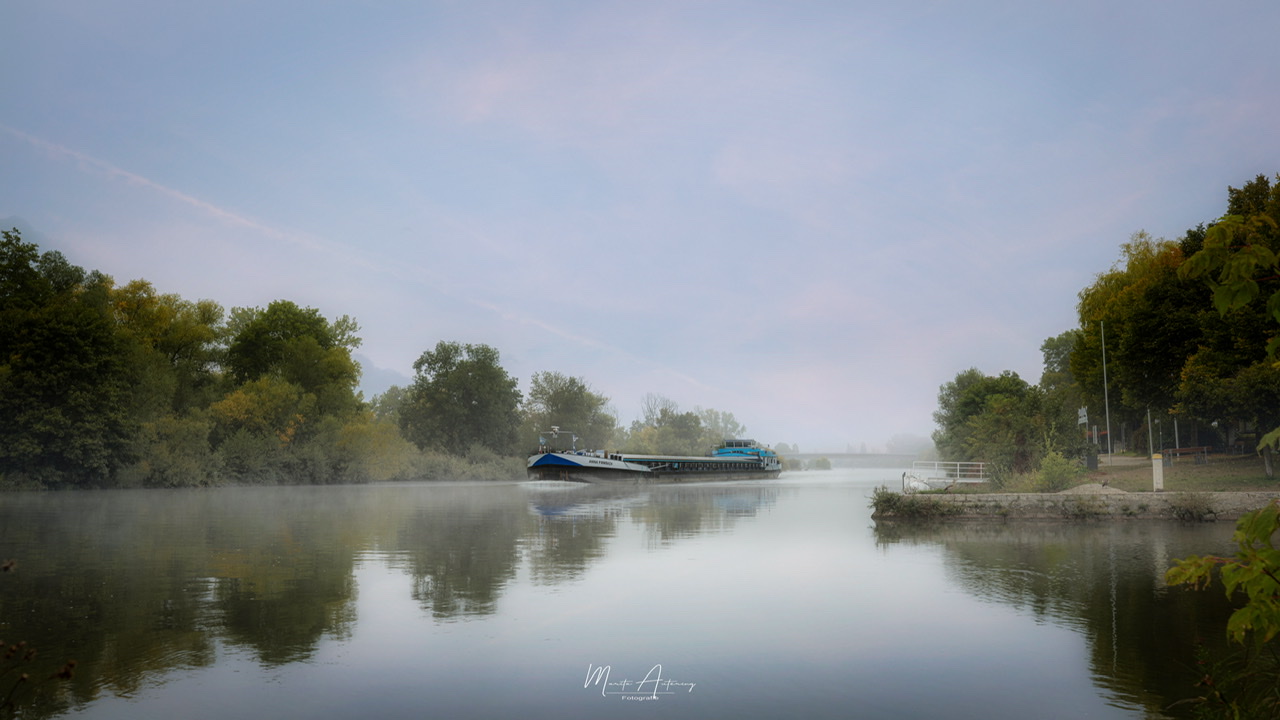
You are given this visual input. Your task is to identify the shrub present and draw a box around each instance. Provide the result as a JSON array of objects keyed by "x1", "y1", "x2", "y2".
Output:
[
  {"x1": 1056, "y1": 496, "x2": 1105, "y2": 520},
  {"x1": 1037, "y1": 451, "x2": 1081, "y2": 493},
  {"x1": 1170, "y1": 492, "x2": 1218, "y2": 522},
  {"x1": 869, "y1": 485, "x2": 963, "y2": 519}
]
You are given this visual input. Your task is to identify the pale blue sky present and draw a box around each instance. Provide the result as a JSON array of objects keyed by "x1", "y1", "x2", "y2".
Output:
[{"x1": 4, "y1": 1, "x2": 1279, "y2": 451}]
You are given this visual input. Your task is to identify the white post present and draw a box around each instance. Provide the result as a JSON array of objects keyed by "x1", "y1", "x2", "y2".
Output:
[{"x1": 1152, "y1": 453, "x2": 1164, "y2": 491}]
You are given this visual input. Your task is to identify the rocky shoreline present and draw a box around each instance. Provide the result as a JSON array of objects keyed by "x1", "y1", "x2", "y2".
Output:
[{"x1": 876, "y1": 484, "x2": 1280, "y2": 521}]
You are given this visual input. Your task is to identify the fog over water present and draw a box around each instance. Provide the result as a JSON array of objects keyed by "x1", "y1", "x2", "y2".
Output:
[{"x1": 0, "y1": 470, "x2": 1242, "y2": 719}]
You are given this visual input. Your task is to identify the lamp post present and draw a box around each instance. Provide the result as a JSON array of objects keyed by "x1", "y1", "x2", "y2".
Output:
[{"x1": 1101, "y1": 321, "x2": 1113, "y2": 461}]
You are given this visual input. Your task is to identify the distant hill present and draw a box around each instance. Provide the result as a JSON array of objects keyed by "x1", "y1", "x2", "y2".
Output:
[
  {"x1": 354, "y1": 354, "x2": 411, "y2": 400},
  {"x1": 1, "y1": 216, "x2": 52, "y2": 247}
]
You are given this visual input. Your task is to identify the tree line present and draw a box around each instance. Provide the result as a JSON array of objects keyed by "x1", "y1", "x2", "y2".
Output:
[
  {"x1": 0, "y1": 229, "x2": 750, "y2": 488},
  {"x1": 932, "y1": 174, "x2": 1280, "y2": 482}
]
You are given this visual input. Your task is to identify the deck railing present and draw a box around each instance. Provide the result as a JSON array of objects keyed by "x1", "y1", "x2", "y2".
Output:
[{"x1": 911, "y1": 460, "x2": 988, "y2": 482}]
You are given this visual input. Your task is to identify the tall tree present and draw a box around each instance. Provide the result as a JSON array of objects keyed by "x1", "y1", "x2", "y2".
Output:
[
  {"x1": 1178, "y1": 175, "x2": 1280, "y2": 472},
  {"x1": 1073, "y1": 232, "x2": 1202, "y2": 417},
  {"x1": 224, "y1": 300, "x2": 361, "y2": 418},
  {"x1": 1039, "y1": 330, "x2": 1079, "y2": 389},
  {"x1": 110, "y1": 279, "x2": 226, "y2": 419},
  {"x1": 521, "y1": 371, "x2": 616, "y2": 450},
  {"x1": 932, "y1": 368, "x2": 1038, "y2": 477},
  {"x1": 0, "y1": 230, "x2": 135, "y2": 486},
  {"x1": 399, "y1": 341, "x2": 522, "y2": 455},
  {"x1": 696, "y1": 407, "x2": 747, "y2": 444},
  {"x1": 626, "y1": 407, "x2": 706, "y2": 456}
]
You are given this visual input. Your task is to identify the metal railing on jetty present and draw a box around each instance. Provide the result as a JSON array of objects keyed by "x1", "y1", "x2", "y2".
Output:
[{"x1": 911, "y1": 460, "x2": 988, "y2": 483}]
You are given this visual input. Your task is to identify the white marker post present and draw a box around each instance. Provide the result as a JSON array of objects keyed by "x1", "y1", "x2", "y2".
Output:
[{"x1": 1152, "y1": 453, "x2": 1164, "y2": 492}]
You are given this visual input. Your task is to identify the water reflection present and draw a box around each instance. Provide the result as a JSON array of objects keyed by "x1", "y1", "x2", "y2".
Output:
[
  {"x1": 0, "y1": 477, "x2": 1247, "y2": 719},
  {"x1": 0, "y1": 481, "x2": 784, "y2": 718},
  {"x1": 873, "y1": 520, "x2": 1241, "y2": 717}
]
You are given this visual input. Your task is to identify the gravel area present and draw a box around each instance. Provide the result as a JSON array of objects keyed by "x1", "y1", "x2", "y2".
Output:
[{"x1": 1058, "y1": 483, "x2": 1128, "y2": 494}]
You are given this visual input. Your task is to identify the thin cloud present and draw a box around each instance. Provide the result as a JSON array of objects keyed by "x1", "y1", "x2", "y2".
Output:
[
  {"x1": 2, "y1": 123, "x2": 710, "y2": 391},
  {"x1": 2, "y1": 124, "x2": 335, "y2": 255}
]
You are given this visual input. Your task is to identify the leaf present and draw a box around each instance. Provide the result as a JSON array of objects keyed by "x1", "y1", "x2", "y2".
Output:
[
  {"x1": 1210, "y1": 282, "x2": 1231, "y2": 315},
  {"x1": 1211, "y1": 281, "x2": 1259, "y2": 314},
  {"x1": 1239, "y1": 501, "x2": 1280, "y2": 547},
  {"x1": 1258, "y1": 428, "x2": 1280, "y2": 454},
  {"x1": 1269, "y1": 292, "x2": 1280, "y2": 324},
  {"x1": 1247, "y1": 243, "x2": 1278, "y2": 269},
  {"x1": 1226, "y1": 606, "x2": 1257, "y2": 643},
  {"x1": 1226, "y1": 279, "x2": 1259, "y2": 311},
  {"x1": 1171, "y1": 502, "x2": 1280, "y2": 647},
  {"x1": 1220, "y1": 563, "x2": 1251, "y2": 595},
  {"x1": 1179, "y1": 251, "x2": 1212, "y2": 280},
  {"x1": 1166, "y1": 555, "x2": 1223, "y2": 590}
]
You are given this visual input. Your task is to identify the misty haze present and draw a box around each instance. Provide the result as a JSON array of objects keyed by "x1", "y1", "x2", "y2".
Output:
[{"x1": 5, "y1": 2, "x2": 1280, "y2": 719}]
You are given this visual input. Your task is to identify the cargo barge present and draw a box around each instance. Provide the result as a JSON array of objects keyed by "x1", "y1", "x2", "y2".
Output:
[{"x1": 526, "y1": 432, "x2": 782, "y2": 483}]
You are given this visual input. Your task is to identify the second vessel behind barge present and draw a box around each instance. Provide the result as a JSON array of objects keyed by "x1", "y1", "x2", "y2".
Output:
[{"x1": 527, "y1": 435, "x2": 782, "y2": 483}]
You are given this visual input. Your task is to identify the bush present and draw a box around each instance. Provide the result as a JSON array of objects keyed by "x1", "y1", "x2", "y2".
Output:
[
  {"x1": 869, "y1": 485, "x2": 963, "y2": 519},
  {"x1": 1037, "y1": 451, "x2": 1081, "y2": 493},
  {"x1": 1170, "y1": 492, "x2": 1218, "y2": 522}
]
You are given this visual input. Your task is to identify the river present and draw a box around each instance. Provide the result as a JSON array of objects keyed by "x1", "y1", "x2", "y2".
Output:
[{"x1": 0, "y1": 469, "x2": 1244, "y2": 719}]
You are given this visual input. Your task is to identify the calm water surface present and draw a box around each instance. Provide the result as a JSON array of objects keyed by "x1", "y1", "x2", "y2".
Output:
[{"x1": 0, "y1": 469, "x2": 1243, "y2": 719}]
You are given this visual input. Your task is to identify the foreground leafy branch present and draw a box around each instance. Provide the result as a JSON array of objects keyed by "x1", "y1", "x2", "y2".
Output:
[
  {"x1": 1167, "y1": 500, "x2": 1280, "y2": 643},
  {"x1": 1166, "y1": 501, "x2": 1280, "y2": 717}
]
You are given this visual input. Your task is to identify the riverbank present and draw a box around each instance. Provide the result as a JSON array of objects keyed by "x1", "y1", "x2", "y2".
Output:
[
  {"x1": 873, "y1": 484, "x2": 1280, "y2": 521},
  {"x1": 873, "y1": 453, "x2": 1280, "y2": 521}
]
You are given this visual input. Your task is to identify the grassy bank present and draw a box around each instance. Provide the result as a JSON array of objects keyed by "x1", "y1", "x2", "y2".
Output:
[
  {"x1": 928, "y1": 453, "x2": 1278, "y2": 495},
  {"x1": 1086, "y1": 453, "x2": 1277, "y2": 493},
  {"x1": 872, "y1": 453, "x2": 1280, "y2": 521}
]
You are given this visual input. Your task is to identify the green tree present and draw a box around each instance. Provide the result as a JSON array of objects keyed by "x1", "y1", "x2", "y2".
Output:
[
  {"x1": 962, "y1": 389, "x2": 1037, "y2": 477},
  {"x1": 370, "y1": 385, "x2": 407, "y2": 424},
  {"x1": 110, "y1": 281, "x2": 225, "y2": 415},
  {"x1": 932, "y1": 368, "x2": 1029, "y2": 461},
  {"x1": 0, "y1": 230, "x2": 135, "y2": 487},
  {"x1": 696, "y1": 407, "x2": 747, "y2": 447},
  {"x1": 224, "y1": 300, "x2": 361, "y2": 418},
  {"x1": 1073, "y1": 233, "x2": 1203, "y2": 427},
  {"x1": 1038, "y1": 331, "x2": 1088, "y2": 459},
  {"x1": 932, "y1": 364, "x2": 1083, "y2": 484},
  {"x1": 1040, "y1": 330, "x2": 1079, "y2": 387},
  {"x1": 1178, "y1": 175, "x2": 1280, "y2": 469},
  {"x1": 625, "y1": 406, "x2": 707, "y2": 456},
  {"x1": 399, "y1": 341, "x2": 522, "y2": 455},
  {"x1": 521, "y1": 371, "x2": 616, "y2": 450},
  {"x1": 209, "y1": 376, "x2": 313, "y2": 483}
]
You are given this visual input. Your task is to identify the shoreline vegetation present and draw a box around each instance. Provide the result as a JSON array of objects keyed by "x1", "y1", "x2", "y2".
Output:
[
  {"x1": 1, "y1": 229, "x2": 757, "y2": 491},
  {"x1": 929, "y1": 174, "x2": 1280, "y2": 517},
  {"x1": 872, "y1": 453, "x2": 1280, "y2": 521}
]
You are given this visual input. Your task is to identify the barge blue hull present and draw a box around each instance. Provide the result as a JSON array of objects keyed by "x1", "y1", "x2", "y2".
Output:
[{"x1": 527, "y1": 447, "x2": 783, "y2": 484}]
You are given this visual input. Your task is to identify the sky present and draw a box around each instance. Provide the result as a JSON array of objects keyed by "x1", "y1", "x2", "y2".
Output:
[{"x1": 4, "y1": 1, "x2": 1280, "y2": 453}]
